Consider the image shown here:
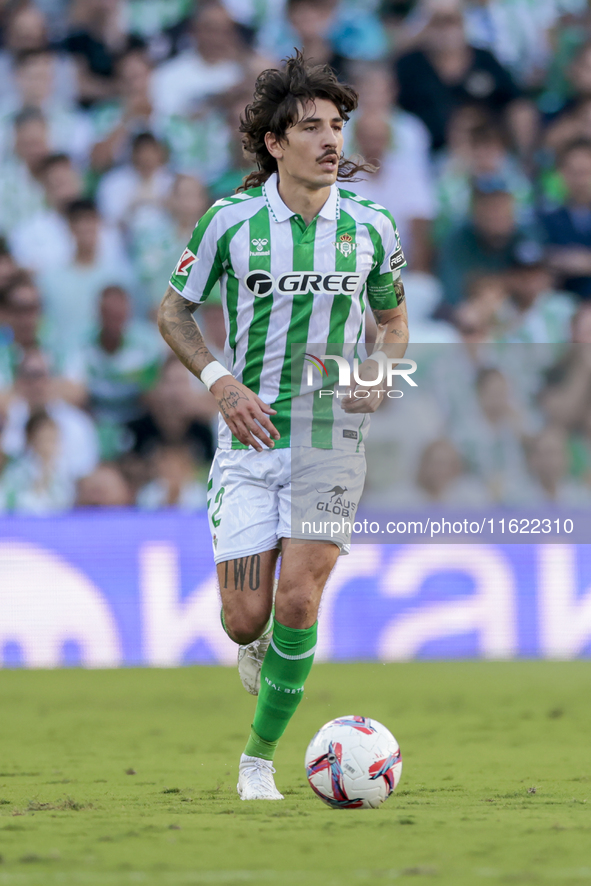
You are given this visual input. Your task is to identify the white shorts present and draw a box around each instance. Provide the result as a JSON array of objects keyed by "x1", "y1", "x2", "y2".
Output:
[{"x1": 207, "y1": 447, "x2": 367, "y2": 565}]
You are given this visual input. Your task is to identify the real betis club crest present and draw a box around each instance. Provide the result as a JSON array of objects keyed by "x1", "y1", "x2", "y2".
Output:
[{"x1": 334, "y1": 233, "x2": 356, "y2": 257}]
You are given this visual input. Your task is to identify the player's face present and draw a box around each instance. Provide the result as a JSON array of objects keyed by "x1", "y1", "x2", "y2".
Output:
[{"x1": 267, "y1": 98, "x2": 344, "y2": 190}]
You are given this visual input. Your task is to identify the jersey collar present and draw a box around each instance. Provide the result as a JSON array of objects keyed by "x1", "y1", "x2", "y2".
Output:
[{"x1": 263, "y1": 172, "x2": 340, "y2": 223}]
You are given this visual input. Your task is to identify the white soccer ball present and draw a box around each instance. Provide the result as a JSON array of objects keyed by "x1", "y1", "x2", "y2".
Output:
[{"x1": 305, "y1": 715, "x2": 403, "y2": 809}]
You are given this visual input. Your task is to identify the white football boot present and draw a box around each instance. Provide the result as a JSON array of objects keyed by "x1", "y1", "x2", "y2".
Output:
[
  {"x1": 237, "y1": 628, "x2": 272, "y2": 696},
  {"x1": 237, "y1": 580, "x2": 277, "y2": 696},
  {"x1": 237, "y1": 754, "x2": 284, "y2": 800}
]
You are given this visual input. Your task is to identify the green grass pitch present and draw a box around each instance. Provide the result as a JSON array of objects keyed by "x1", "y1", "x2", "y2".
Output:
[{"x1": 0, "y1": 661, "x2": 590, "y2": 886}]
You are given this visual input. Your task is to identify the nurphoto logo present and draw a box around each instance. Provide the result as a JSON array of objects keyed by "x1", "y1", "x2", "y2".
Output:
[
  {"x1": 304, "y1": 353, "x2": 329, "y2": 379},
  {"x1": 303, "y1": 352, "x2": 418, "y2": 395}
]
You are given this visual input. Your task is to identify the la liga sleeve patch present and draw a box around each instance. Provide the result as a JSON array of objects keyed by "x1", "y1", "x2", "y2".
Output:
[{"x1": 174, "y1": 247, "x2": 198, "y2": 276}]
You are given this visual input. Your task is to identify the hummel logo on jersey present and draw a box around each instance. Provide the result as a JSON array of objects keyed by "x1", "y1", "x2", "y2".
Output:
[
  {"x1": 174, "y1": 247, "x2": 197, "y2": 276},
  {"x1": 333, "y1": 232, "x2": 357, "y2": 256},
  {"x1": 250, "y1": 237, "x2": 270, "y2": 257},
  {"x1": 251, "y1": 238, "x2": 268, "y2": 251},
  {"x1": 244, "y1": 270, "x2": 362, "y2": 298}
]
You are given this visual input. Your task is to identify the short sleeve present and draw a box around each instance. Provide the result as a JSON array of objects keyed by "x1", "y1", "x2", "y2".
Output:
[
  {"x1": 366, "y1": 213, "x2": 407, "y2": 311},
  {"x1": 169, "y1": 205, "x2": 224, "y2": 304}
]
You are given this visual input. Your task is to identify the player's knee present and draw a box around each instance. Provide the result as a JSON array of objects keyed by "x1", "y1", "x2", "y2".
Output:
[
  {"x1": 276, "y1": 589, "x2": 318, "y2": 629},
  {"x1": 224, "y1": 611, "x2": 268, "y2": 645}
]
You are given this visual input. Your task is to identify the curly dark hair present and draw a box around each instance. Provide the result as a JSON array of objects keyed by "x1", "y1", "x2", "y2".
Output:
[{"x1": 238, "y1": 51, "x2": 375, "y2": 191}]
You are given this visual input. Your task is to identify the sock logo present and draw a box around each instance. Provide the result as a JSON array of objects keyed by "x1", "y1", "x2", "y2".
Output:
[{"x1": 264, "y1": 677, "x2": 304, "y2": 694}]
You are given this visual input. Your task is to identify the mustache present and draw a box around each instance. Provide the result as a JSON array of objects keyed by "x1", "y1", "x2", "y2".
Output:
[{"x1": 317, "y1": 149, "x2": 339, "y2": 162}]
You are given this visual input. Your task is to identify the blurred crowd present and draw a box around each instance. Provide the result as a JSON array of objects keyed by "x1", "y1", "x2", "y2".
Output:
[
  {"x1": 364, "y1": 336, "x2": 591, "y2": 509},
  {"x1": 2, "y1": 0, "x2": 591, "y2": 513}
]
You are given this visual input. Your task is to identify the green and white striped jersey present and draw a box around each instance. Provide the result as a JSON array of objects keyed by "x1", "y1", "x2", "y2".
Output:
[{"x1": 169, "y1": 172, "x2": 406, "y2": 450}]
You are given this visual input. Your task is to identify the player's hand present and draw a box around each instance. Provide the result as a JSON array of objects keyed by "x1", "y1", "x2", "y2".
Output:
[
  {"x1": 340, "y1": 387, "x2": 384, "y2": 413},
  {"x1": 340, "y1": 358, "x2": 385, "y2": 414},
  {"x1": 210, "y1": 377, "x2": 280, "y2": 452}
]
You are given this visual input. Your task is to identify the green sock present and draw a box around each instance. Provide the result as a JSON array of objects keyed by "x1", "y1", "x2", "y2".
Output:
[
  {"x1": 244, "y1": 618, "x2": 318, "y2": 761},
  {"x1": 243, "y1": 727, "x2": 279, "y2": 761}
]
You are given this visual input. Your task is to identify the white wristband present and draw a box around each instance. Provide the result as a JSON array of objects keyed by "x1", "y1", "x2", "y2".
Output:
[
  {"x1": 365, "y1": 352, "x2": 385, "y2": 366},
  {"x1": 200, "y1": 361, "x2": 233, "y2": 391}
]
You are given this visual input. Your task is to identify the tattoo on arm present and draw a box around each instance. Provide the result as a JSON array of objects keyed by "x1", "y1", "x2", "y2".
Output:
[
  {"x1": 390, "y1": 327, "x2": 408, "y2": 340},
  {"x1": 224, "y1": 555, "x2": 261, "y2": 591},
  {"x1": 217, "y1": 385, "x2": 248, "y2": 420},
  {"x1": 373, "y1": 298, "x2": 409, "y2": 351},
  {"x1": 393, "y1": 277, "x2": 406, "y2": 306},
  {"x1": 157, "y1": 285, "x2": 215, "y2": 378},
  {"x1": 373, "y1": 309, "x2": 392, "y2": 326}
]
